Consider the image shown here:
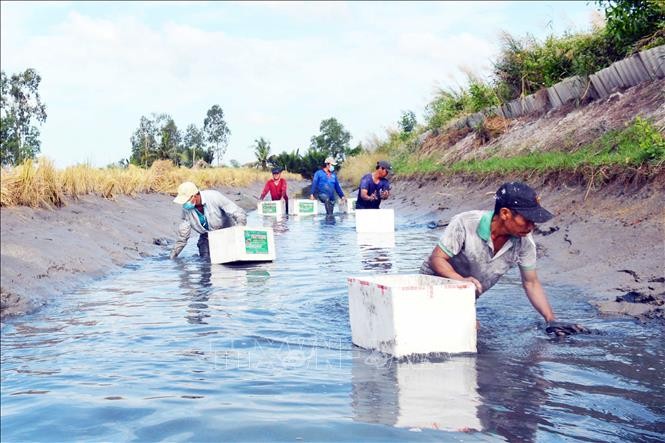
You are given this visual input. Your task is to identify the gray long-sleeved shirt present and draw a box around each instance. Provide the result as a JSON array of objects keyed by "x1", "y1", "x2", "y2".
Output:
[{"x1": 170, "y1": 189, "x2": 247, "y2": 258}]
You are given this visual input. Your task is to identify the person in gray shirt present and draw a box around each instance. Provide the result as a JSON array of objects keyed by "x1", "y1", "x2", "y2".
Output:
[
  {"x1": 170, "y1": 181, "x2": 247, "y2": 259},
  {"x1": 421, "y1": 181, "x2": 587, "y2": 336}
]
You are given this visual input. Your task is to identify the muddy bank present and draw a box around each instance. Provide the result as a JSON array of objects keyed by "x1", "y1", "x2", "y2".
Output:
[
  {"x1": 2, "y1": 177, "x2": 664, "y2": 323},
  {"x1": 384, "y1": 176, "x2": 665, "y2": 322},
  {"x1": 0, "y1": 182, "x2": 269, "y2": 319}
]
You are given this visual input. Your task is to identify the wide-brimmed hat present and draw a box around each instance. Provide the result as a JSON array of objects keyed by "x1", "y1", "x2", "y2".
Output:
[
  {"x1": 324, "y1": 156, "x2": 337, "y2": 166},
  {"x1": 173, "y1": 181, "x2": 199, "y2": 204},
  {"x1": 495, "y1": 181, "x2": 553, "y2": 223}
]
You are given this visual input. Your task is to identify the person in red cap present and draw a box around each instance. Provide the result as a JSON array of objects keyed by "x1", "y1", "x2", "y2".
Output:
[
  {"x1": 420, "y1": 181, "x2": 588, "y2": 336},
  {"x1": 259, "y1": 167, "x2": 289, "y2": 214}
]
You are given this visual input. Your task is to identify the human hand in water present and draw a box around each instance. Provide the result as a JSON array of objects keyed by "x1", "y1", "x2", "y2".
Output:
[{"x1": 546, "y1": 321, "x2": 590, "y2": 336}]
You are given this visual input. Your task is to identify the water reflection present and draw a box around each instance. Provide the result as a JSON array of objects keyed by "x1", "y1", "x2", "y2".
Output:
[
  {"x1": 357, "y1": 232, "x2": 396, "y2": 248},
  {"x1": 351, "y1": 350, "x2": 482, "y2": 432},
  {"x1": 179, "y1": 260, "x2": 212, "y2": 324},
  {"x1": 260, "y1": 214, "x2": 289, "y2": 232},
  {"x1": 176, "y1": 259, "x2": 272, "y2": 325},
  {"x1": 475, "y1": 345, "x2": 549, "y2": 442},
  {"x1": 357, "y1": 232, "x2": 395, "y2": 272}
]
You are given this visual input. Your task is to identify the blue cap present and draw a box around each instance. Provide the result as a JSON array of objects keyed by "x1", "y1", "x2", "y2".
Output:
[{"x1": 495, "y1": 182, "x2": 553, "y2": 223}]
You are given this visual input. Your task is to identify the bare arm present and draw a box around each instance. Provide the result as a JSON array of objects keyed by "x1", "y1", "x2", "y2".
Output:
[
  {"x1": 520, "y1": 268, "x2": 556, "y2": 322},
  {"x1": 429, "y1": 245, "x2": 482, "y2": 294},
  {"x1": 360, "y1": 188, "x2": 376, "y2": 201}
]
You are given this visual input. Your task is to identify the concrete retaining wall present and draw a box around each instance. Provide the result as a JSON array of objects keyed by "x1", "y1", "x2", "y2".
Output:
[{"x1": 440, "y1": 45, "x2": 663, "y2": 132}]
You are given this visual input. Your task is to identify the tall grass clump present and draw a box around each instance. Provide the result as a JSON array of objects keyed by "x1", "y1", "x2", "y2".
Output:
[
  {"x1": 0, "y1": 158, "x2": 64, "y2": 208},
  {"x1": 424, "y1": 75, "x2": 501, "y2": 130},
  {"x1": 337, "y1": 151, "x2": 387, "y2": 183}
]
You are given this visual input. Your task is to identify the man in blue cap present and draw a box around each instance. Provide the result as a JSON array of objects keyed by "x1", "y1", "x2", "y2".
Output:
[
  {"x1": 355, "y1": 160, "x2": 392, "y2": 209},
  {"x1": 420, "y1": 181, "x2": 588, "y2": 336}
]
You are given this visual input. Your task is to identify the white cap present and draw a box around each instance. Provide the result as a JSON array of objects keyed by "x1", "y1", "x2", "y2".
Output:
[
  {"x1": 325, "y1": 156, "x2": 337, "y2": 165},
  {"x1": 173, "y1": 181, "x2": 199, "y2": 204}
]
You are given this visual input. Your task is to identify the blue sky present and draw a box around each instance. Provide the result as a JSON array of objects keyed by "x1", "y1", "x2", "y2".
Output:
[{"x1": 1, "y1": 1, "x2": 601, "y2": 168}]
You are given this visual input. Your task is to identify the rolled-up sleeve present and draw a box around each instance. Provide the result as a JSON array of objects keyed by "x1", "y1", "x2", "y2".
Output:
[
  {"x1": 438, "y1": 214, "x2": 465, "y2": 258},
  {"x1": 518, "y1": 234, "x2": 538, "y2": 270}
]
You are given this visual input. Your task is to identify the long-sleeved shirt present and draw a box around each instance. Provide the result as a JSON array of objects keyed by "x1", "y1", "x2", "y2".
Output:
[
  {"x1": 260, "y1": 178, "x2": 288, "y2": 201},
  {"x1": 171, "y1": 189, "x2": 247, "y2": 258},
  {"x1": 310, "y1": 169, "x2": 344, "y2": 200}
]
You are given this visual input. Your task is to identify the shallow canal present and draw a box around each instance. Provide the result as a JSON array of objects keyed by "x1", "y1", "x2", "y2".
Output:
[{"x1": 2, "y1": 210, "x2": 664, "y2": 442}]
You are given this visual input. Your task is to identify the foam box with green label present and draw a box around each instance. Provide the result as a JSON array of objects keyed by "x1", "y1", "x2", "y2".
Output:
[
  {"x1": 208, "y1": 226, "x2": 276, "y2": 264},
  {"x1": 355, "y1": 208, "x2": 394, "y2": 232},
  {"x1": 289, "y1": 199, "x2": 318, "y2": 216},
  {"x1": 347, "y1": 274, "x2": 477, "y2": 356},
  {"x1": 257, "y1": 200, "x2": 286, "y2": 216}
]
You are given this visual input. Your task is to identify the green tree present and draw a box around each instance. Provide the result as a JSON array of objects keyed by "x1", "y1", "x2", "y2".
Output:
[
  {"x1": 129, "y1": 114, "x2": 182, "y2": 167},
  {"x1": 300, "y1": 149, "x2": 328, "y2": 179},
  {"x1": 130, "y1": 115, "x2": 158, "y2": 167},
  {"x1": 399, "y1": 110, "x2": 417, "y2": 134},
  {"x1": 0, "y1": 69, "x2": 48, "y2": 166},
  {"x1": 229, "y1": 159, "x2": 240, "y2": 168},
  {"x1": 203, "y1": 105, "x2": 230, "y2": 166},
  {"x1": 310, "y1": 117, "x2": 355, "y2": 164},
  {"x1": 182, "y1": 124, "x2": 205, "y2": 167},
  {"x1": 271, "y1": 148, "x2": 302, "y2": 174},
  {"x1": 597, "y1": 0, "x2": 665, "y2": 54},
  {"x1": 254, "y1": 137, "x2": 271, "y2": 170},
  {"x1": 155, "y1": 114, "x2": 182, "y2": 165}
]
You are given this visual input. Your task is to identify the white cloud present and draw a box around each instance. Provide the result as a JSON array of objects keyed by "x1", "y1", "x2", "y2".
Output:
[{"x1": 1, "y1": 1, "x2": 597, "y2": 167}]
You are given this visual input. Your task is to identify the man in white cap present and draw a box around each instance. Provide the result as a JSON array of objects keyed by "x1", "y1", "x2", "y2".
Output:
[
  {"x1": 309, "y1": 156, "x2": 346, "y2": 216},
  {"x1": 170, "y1": 181, "x2": 247, "y2": 259}
]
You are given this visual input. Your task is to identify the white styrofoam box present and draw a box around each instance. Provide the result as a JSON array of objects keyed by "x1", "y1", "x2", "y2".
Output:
[
  {"x1": 288, "y1": 199, "x2": 318, "y2": 216},
  {"x1": 351, "y1": 354, "x2": 481, "y2": 431},
  {"x1": 347, "y1": 274, "x2": 477, "y2": 356},
  {"x1": 208, "y1": 226, "x2": 275, "y2": 264},
  {"x1": 356, "y1": 232, "x2": 395, "y2": 248},
  {"x1": 355, "y1": 208, "x2": 394, "y2": 233},
  {"x1": 343, "y1": 198, "x2": 357, "y2": 213},
  {"x1": 257, "y1": 200, "x2": 285, "y2": 216}
]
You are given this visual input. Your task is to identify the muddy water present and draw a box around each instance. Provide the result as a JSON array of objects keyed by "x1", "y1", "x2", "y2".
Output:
[{"x1": 1, "y1": 210, "x2": 664, "y2": 442}]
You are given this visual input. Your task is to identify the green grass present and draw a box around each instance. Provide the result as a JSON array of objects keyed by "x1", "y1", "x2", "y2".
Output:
[{"x1": 392, "y1": 117, "x2": 665, "y2": 177}]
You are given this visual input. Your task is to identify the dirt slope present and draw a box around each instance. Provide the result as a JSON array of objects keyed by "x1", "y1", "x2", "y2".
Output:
[{"x1": 421, "y1": 79, "x2": 665, "y2": 164}]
